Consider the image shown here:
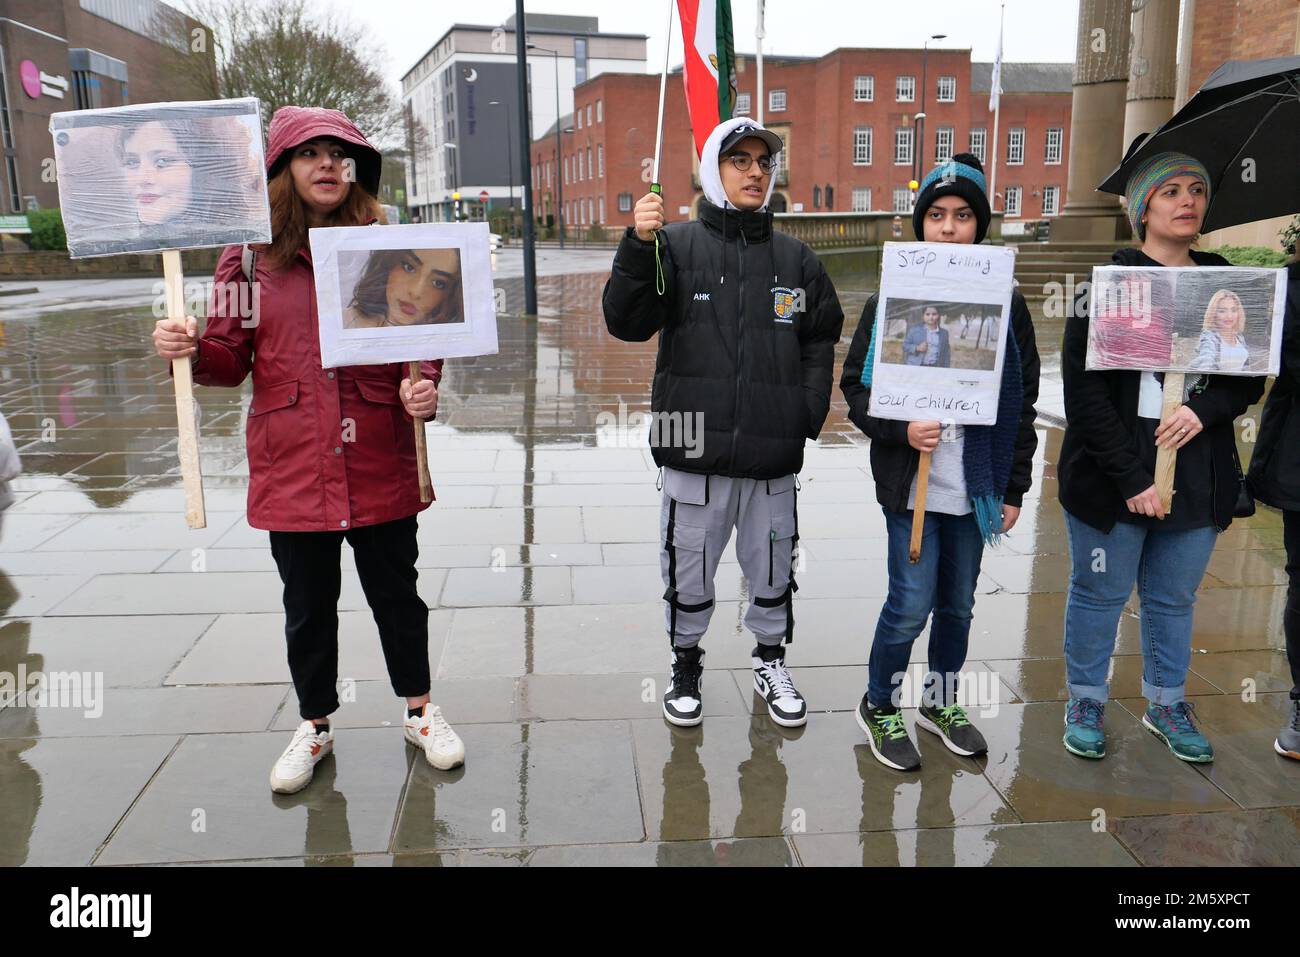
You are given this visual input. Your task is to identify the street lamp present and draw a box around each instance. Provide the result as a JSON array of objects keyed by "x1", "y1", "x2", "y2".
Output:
[
  {"x1": 489, "y1": 99, "x2": 516, "y2": 239},
  {"x1": 527, "y1": 42, "x2": 567, "y2": 248},
  {"x1": 914, "y1": 33, "x2": 947, "y2": 193}
]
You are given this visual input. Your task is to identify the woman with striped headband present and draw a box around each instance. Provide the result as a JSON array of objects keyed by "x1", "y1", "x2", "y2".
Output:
[{"x1": 1057, "y1": 150, "x2": 1266, "y2": 764}]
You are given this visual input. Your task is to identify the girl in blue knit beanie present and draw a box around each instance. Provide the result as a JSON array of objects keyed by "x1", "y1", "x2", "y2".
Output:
[{"x1": 840, "y1": 154, "x2": 1041, "y2": 771}]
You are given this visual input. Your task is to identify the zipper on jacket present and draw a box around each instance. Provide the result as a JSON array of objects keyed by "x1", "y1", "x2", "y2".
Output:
[{"x1": 727, "y1": 231, "x2": 747, "y2": 474}]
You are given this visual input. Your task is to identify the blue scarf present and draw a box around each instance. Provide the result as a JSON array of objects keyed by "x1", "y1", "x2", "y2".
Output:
[{"x1": 860, "y1": 298, "x2": 1024, "y2": 546}]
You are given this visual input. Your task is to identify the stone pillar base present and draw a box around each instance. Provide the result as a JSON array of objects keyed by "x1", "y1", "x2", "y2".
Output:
[{"x1": 1050, "y1": 211, "x2": 1133, "y2": 242}]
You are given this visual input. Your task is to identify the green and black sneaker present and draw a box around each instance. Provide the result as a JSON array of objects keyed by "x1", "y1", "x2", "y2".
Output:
[
  {"x1": 916, "y1": 702, "x2": 988, "y2": 757},
  {"x1": 855, "y1": 697, "x2": 921, "y2": 771}
]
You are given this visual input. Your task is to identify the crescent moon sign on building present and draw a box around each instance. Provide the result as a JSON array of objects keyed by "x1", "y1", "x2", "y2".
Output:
[{"x1": 463, "y1": 67, "x2": 478, "y2": 82}]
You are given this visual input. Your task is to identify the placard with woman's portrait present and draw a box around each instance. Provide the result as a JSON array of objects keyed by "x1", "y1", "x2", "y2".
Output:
[
  {"x1": 310, "y1": 222, "x2": 498, "y2": 367},
  {"x1": 50, "y1": 98, "x2": 270, "y2": 258},
  {"x1": 1087, "y1": 266, "x2": 1288, "y2": 376}
]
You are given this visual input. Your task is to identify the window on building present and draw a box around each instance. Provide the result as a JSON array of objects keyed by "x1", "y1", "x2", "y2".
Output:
[
  {"x1": 853, "y1": 126, "x2": 872, "y2": 165},
  {"x1": 853, "y1": 75, "x2": 874, "y2": 102},
  {"x1": 599, "y1": 195, "x2": 605, "y2": 223},
  {"x1": 824, "y1": 184, "x2": 833, "y2": 209},
  {"x1": 564, "y1": 156, "x2": 570, "y2": 184},
  {"x1": 1005, "y1": 185, "x2": 1022, "y2": 216},
  {"x1": 574, "y1": 37, "x2": 588, "y2": 85},
  {"x1": 936, "y1": 75, "x2": 956, "y2": 102},
  {"x1": 618, "y1": 192, "x2": 633, "y2": 213},
  {"x1": 894, "y1": 127, "x2": 913, "y2": 165},
  {"x1": 813, "y1": 184, "x2": 822, "y2": 209},
  {"x1": 1045, "y1": 127, "x2": 1063, "y2": 164},
  {"x1": 597, "y1": 144, "x2": 604, "y2": 177},
  {"x1": 769, "y1": 89, "x2": 787, "y2": 112},
  {"x1": 1042, "y1": 185, "x2": 1060, "y2": 216},
  {"x1": 896, "y1": 75, "x2": 915, "y2": 102},
  {"x1": 1008, "y1": 127, "x2": 1025, "y2": 165},
  {"x1": 577, "y1": 110, "x2": 583, "y2": 130},
  {"x1": 586, "y1": 147, "x2": 593, "y2": 181},
  {"x1": 851, "y1": 187, "x2": 871, "y2": 212},
  {"x1": 935, "y1": 126, "x2": 954, "y2": 163},
  {"x1": 968, "y1": 128, "x2": 987, "y2": 165},
  {"x1": 586, "y1": 104, "x2": 592, "y2": 127},
  {"x1": 577, "y1": 151, "x2": 584, "y2": 180},
  {"x1": 735, "y1": 92, "x2": 751, "y2": 115},
  {"x1": 596, "y1": 99, "x2": 603, "y2": 123},
  {"x1": 893, "y1": 187, "x2": 911, "y2": 212}
]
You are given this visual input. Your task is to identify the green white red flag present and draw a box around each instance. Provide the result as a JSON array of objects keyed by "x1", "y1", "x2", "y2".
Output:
[{"x1": 676, "y1": 0, "x2": 737, "y2": 158}]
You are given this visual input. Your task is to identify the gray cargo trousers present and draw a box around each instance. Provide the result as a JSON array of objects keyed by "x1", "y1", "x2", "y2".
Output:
[{"x1": 659, "y1": 466, "x2": 799, "y2": 649}]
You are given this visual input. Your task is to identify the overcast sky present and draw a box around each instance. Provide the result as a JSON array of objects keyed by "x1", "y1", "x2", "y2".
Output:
[{"x1": 333, "y1": 0, "x2": 1080, "y2": 92}]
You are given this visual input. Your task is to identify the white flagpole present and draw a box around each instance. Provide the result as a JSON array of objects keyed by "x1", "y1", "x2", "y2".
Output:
[
  {"x1": 756, "y1": 0, "x2": 765, "y2": 124},
  {"x1": 989, "y1": 1, "x2": 1005, "y2": 211},
  {"x1": 651, "y1": 0, "x2": 675, "y2": 187}
]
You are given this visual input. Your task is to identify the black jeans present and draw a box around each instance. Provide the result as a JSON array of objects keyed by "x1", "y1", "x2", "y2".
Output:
[
  {"x1": 269, "y1": 515, "x2": 430, "y2": 720},
  {"x1": 1280, "y1": 510, "x2": 1300, "y2": 699}
]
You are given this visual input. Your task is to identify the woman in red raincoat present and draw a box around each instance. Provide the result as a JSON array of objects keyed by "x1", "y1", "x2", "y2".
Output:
[{"x1": 152, "y1": 106, "x2": 465, "y2": 794}]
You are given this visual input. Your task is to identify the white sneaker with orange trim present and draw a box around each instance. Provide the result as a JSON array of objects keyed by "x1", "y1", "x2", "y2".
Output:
[
  {"x1": 270, "y1": 720, "x2": 333, "y2": 794},
  {"x1": 403, "y1": 704, "x2": 466, "y2": 770}
]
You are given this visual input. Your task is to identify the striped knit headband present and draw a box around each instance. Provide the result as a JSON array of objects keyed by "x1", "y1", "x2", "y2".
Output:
[{"x1": 1126, "y1": 152, "x2": 1211, "y2": 240}]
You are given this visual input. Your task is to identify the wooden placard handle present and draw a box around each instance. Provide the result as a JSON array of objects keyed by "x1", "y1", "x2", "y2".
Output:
[
  {"x1": 408, "y1": 361, "x2": 433, "y2": 503},
  {"x1": 163, "y1": 250, "x2": 206, "y2": 529},
  {"x1": 1153, "y1": 371, "x2": 1183, "y2": 514},
  {"x1": 909, "y1": 450, "x2": 932, "y2": 564}
]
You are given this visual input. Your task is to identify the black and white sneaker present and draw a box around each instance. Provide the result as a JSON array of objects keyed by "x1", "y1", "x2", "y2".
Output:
[
  {"x1": 752, "y1": 646, "x2": 808, "y2": 728},
  {"x1": 663, "y1": 646, "x2": 705, "y2": 727}
]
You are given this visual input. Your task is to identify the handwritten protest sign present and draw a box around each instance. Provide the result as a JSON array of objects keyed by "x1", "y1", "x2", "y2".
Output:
[{"x1": 869, "y1": 242, "x2": 1017, "y2": 426}]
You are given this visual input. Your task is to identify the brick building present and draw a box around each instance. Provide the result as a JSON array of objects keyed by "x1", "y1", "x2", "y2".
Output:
[
  {"x1": 0, "y1": 0, "x2": 215, "y2": 216},
  {"x1": 530, "y1": 48, "x2": 1073, "y2": 235}
]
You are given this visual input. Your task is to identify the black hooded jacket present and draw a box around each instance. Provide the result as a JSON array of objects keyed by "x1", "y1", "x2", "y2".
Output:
[
  {"x1": 1246, "y1": 261, "x2": 1300, "y2": 510},
  {"x1": 602, "y1": 199, "x2": 844, "y2": 478},
  {"x1": 1058, "y1": 247, "x2": 1266, "y2": 532}
]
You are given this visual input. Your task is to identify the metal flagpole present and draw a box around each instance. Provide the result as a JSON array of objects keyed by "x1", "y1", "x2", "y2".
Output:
[
  {"x1": 650, "y1": 0, "x2": 674, "y2": 295},
  {"x1": 989, "y1": 1, "x2": 1004, "y2": 212},
  {"x1": 756, "y1": 0, "x2": 765, "y2": 125}
]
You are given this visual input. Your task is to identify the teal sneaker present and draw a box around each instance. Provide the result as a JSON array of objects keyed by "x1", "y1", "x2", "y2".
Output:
[
  {"x1": 1143, "y1": 701, "x2": 1214, "y2": 763},
  {"x1": 1063, "y1": 697, "x2": 1106, "y2": 759}
]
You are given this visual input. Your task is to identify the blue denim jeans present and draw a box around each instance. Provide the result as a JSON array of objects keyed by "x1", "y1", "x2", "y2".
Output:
[
  {"x1": 1063, "y1": 510, "x2": 1219, "y2": 707},
  {"x1": 868, "y1": 507, "x2": 985, "y2": 708}
]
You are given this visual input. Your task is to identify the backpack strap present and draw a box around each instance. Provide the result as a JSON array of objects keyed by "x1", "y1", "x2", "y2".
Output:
[{"x1": 240, "y1": 244, "x2": 256, "y2": 284}]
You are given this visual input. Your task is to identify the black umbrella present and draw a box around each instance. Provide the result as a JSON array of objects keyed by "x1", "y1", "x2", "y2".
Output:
[{"x1": 1098, "y1": 55, "x2": 1300, "y2": 233}]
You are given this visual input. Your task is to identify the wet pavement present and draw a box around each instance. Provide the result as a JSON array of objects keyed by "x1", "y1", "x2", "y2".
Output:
[{"x1": 0, "y1": 252, "x2": 1296, "y2": 867}]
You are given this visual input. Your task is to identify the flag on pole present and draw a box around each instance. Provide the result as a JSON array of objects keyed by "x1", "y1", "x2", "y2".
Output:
[
  {"x1": 677, "y1": 0, "x2": 737, "y2": 157},
  {"x1": 988, "y1": 10, "x2": 1004, "y2": 113}
]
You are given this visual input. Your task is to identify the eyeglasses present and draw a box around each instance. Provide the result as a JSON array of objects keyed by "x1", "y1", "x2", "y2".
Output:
[{"x1": 726, "y1": 153, "x2": 776, "y2": 174}]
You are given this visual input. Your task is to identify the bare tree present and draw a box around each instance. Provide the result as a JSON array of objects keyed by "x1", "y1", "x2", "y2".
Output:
[{"x1": 163, "y1": 0, "x2": 401, "y2": 146}]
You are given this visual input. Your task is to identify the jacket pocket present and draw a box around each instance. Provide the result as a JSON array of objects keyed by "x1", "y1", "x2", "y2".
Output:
[
  {"x1": 247, "y1": 378, "x2": 301, "y2": 468},
  {"x1": 353, "y1": 376, "x2": 404, "y2": 450}
]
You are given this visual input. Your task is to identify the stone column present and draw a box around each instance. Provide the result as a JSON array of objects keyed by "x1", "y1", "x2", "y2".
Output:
[
  {"x1": 1053, "y1": 0, "x2": 1133, "y2": 240},
  {"x1": 1123, "y1": 0, "x2": 1180, "y2": 149}
]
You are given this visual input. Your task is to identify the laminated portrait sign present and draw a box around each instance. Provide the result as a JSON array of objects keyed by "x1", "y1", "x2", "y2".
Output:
[
  {"x1": 50, "y1": 97, "x2": 270, "y2": 259},
  {"x1": 310, "y1": 222, "x2": 499, "y2": 368},
  {"x1": 1087, "y1": 266, "x2": 1287, "y2": 376},
  {"x1": 868, "y1": 242, "x2": 1017, "y2": 426}
]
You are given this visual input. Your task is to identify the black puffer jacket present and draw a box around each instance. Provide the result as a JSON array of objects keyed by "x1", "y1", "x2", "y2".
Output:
[
  {"x1": 1246, "y1": 261, "x2": 1300, "y2": 510},
  {"x1": 602, "y1": 199, "x2": 844, "y2": 478},
  {"x1": 1059, "y1": 248, "x2": 1266, "y2": 532},
  {"x1": 839, "y1": 290, "x2": 1040, "y2": 511}
]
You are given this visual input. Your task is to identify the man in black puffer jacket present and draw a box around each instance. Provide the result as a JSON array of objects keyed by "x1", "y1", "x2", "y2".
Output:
[{"x1": 602, "y1": 117, "x2": 844, "y2": 731}]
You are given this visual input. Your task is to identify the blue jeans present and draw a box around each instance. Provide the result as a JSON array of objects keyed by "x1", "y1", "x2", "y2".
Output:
[
  {"x1": 1063, "y1": 510, "x2": 1218, "y2": 707},
  {"x1": 868, "y1": 507, "x2": 985, "y2": 708}
]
